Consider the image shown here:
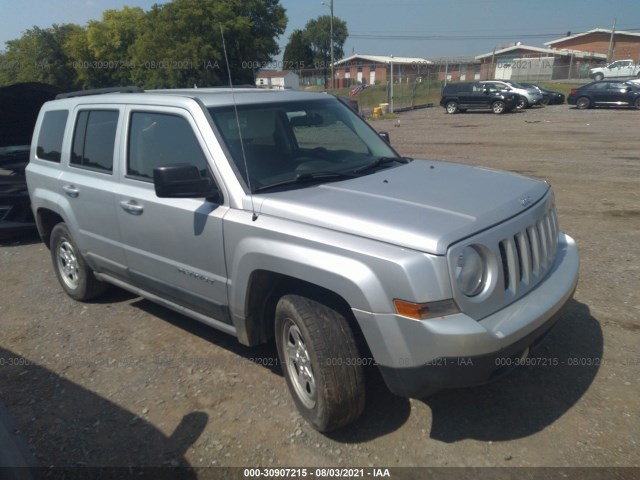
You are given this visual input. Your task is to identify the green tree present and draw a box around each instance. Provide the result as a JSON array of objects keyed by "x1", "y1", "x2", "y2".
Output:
[
  {"x1": 130, "y1": 0, "x2": 287, "y2": 88},
  {"x1": 282, "y1": 29, "x2": 313, "y2": 70},
  {"x1": 83, "y1": 6, "x2": 146, "y2": 86},
  {"x1": 303, "y1": 15, "x2": 348, "y2": 67},
  {"x1": 0, "y1": 24, "x2": 84, "y2": 89}
]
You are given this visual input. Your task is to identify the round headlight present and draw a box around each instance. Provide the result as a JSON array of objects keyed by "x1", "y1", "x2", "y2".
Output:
[{"x1": 455, "y1": 246, "x2": 486, "y2": 297}]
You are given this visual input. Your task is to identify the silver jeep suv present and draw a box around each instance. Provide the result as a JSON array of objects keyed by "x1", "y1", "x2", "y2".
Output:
[{"x1": 27, "y1": 87, "x2": 579, "y2": 431}]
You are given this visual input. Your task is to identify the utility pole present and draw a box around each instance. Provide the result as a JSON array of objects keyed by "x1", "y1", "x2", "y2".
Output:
[
  {"x1": 321, "y1": 0, "x2": 334, "y2": 89},
  {"x1": 607, "y1": 18, "x2": 617, "y2": 62},
  {"x1": 390, "y1": 55, "x2": 394, "y2": 114}
]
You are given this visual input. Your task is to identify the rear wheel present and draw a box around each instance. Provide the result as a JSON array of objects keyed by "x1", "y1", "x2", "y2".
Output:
[
  {"x1": 445, "y1": 101, "x2": 459, "y2": 114},
  {"x1": 491, "y1": 100, "x2": 506, "y2": 114},
  {"x1": 593, "y1": 73, "x2": 604, "y2": 81},
  {"x1": 275, "y1": 294, "x2": 365, "y2": 432},
  {"x1": 50, "y1": 223, "x2": 108, "y2": 301},
  {"x1": 541, "y1": 95, "x2": 550, "y2": 105},
  {"x1": 634, "y1": 98, "x2": 640, "y2": 109},
  {"x1": 576, "y1": 97, "x2": 591, "y2": 110},
  {"x1": 516, "y1": 96, "x2": 528, "y2": 110}
]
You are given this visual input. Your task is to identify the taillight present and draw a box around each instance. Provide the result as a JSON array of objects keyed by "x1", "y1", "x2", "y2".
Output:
[{"x1": 570, "y1": 89, "x2": 577, "y2": 95}]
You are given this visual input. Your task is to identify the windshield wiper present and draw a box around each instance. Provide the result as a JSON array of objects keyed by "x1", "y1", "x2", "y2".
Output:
[
  {"x1": 351, "y1": 156, "x2": 411, "y2": 175},
  {"x1": 253, "y1": 170, "x2": 357, "y2": 193}
]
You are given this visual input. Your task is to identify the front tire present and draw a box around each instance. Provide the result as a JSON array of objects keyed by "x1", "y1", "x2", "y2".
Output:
[
  {"x1": 634, "y1": 98, "x2": 640, "y2": 109},
  {"x1": 445, "y1": 101, "x2": 459, "y2": 114},
  {"x1": 593, "y1": 73, "x2": 604, "y2": 81},
  {"x1": 275, "y1": 294, "x2": 365, "y2": 432},
  {"x1": 491, "y1": 100, "x2": 506, "y2": 114},
  {"x1": 50, "y1": 223, "x2": 108, "y2": 301},
  {"x1": 576, "y1": 97, "x2": 591, "y2": 110}
]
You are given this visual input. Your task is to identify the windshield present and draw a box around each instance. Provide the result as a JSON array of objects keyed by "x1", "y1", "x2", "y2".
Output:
[{"x1": 208, "y1": 98, "x2": 399, "y2": 192}]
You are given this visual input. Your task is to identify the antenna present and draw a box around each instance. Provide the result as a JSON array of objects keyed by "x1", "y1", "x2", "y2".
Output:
[{"x1": 219, "y1": 24, "x2": 258, "y2": 221}]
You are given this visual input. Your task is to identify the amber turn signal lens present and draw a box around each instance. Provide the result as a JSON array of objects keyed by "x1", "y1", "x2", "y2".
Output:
[{"x1": 393, "y1": 299, "x2": 459, "y2": 320}]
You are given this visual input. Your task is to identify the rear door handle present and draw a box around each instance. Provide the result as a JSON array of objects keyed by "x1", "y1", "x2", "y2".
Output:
[
  {"x1": 62, "y1": 185, "x2": 79, "y2": 198},
  {"x1": 119, "y1": 200, "x2": 144, "y2": 215}
]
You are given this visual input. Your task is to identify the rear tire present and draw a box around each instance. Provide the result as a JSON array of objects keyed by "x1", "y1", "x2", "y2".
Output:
[
  {"x1": 516, "y1": 96, "x2": 528, "y2": 110},
  {"x1": 275, "y1": 294, "x2": 365, "y2": 432},
  {"x1": 491, "y1": 101, "x2": 506, "y2": 114},
  {"x1": 593, "y1": 73, "x2": 604, "y2": 81},
  {"x1": 50, "y1": 223, "x2": 108, "y2": 301},
  {"x1": 445, "y1": 101, "x2": 459, "y2": 114},
  {"x1": 576, "y1": 97, "x2": 591, "y2": 110},
  {"x1": 634, "y1": 98, "x2": 640, "y2": 109},
  {"x1": 541, "y1": 95, "x2": 550, "y2": 105}
]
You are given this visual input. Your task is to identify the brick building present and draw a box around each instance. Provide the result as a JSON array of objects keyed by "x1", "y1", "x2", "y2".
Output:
[
  {"x1": 545, "y1": 29, "x2": 640, "y2": 63},
  {"x1": 475, "y1": 44, "x2": 606, "y2": 81},
  {"x1": 333, "y1": 54, "x2": 432, "y2": 87}
]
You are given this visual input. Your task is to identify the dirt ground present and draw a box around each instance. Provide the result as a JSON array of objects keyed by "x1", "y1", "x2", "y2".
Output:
[{"x1": 1, "y1": 104, "x2": 639, "y2": 476}]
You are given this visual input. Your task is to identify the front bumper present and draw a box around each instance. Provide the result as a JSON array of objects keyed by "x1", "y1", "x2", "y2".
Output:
[{"x1": 352, "y1": 233, "x2": 579, "y2": 398}]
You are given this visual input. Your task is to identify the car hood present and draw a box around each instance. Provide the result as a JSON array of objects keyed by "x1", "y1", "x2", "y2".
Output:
[{"x1": 251, "y1": 160, "x2": 550, "y2": 255}]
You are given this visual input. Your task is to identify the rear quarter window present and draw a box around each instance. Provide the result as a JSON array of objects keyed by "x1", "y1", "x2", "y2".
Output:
[{"x1": 36, "y1": 110, "x2": 69, "y2": 162}]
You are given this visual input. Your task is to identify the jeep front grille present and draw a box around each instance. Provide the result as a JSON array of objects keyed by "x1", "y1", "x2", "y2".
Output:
[
  {"x1": 447, "y1": 192, "x2": 561, "y2": 320},
  {"x1": 498, "y1": 205, "x2": 559, "y2": 295}
]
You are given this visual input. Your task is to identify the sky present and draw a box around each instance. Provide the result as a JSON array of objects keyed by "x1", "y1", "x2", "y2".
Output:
[{"x1": 1, "y1": 0, "x2": 639, "y2": 60}]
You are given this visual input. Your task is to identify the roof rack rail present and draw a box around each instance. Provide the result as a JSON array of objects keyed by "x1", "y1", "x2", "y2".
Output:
[{"x1": 55, "y1": 86, "x2": 144, "y2": 100}]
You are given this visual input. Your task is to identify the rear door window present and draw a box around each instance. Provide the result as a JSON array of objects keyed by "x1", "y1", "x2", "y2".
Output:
[{"x1": 71, "y1": 110, "x2": 119, "y2": 173}]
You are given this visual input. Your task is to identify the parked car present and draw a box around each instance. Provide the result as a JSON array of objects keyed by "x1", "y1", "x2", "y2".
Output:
[
  {"x1": 519, "y1": 83, "x2": 565, "y2": 105},
  {"x1": 567, "y1": 80, "x2": 640, "y2": 109},
  {"x1": 440, "y1": 82, "x2": 518, "y2": 114},
  {"x1": 0, "y1": 82, "x2": 61, "y2": 239},
  {"x1": 27, "y1": 87, "x2": 579, "y2": 432},
  {"x1": 479, "y1": 80, "x2": 544, "y2": 109},
  {"x1": 589, "y1": 59, "x2": 640, "y2": 81}
]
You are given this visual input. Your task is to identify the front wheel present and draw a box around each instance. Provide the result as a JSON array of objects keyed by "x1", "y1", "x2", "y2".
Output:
[
  {"x1": 50, "y1": 223, "x2": 108, "y2": 301},
  {"x1": 275, "y1": 294, "x2": 365, "y2": 432},
  {"x1": 576, "y1": 97, "x2": 591, "y2": 110},
  {"x1": 491, "y1": 100, "x2": 506, "y2": 114},
  {"x1": 593, "y1": 73, "x2": 604, "y2": 81},
  {"x1": 634, "y1": 97, "x2": 640, "y2": 109},
  {"x1": 445, "y1": 101, "x2": 459, "y2": 114}
]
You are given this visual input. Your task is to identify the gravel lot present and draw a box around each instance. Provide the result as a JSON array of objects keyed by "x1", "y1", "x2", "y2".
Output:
[{"x1": 1, "y1": 103, "x2": 639, "y2": 476}]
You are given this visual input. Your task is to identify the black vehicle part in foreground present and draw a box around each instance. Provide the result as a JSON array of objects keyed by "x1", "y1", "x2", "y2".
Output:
[{"x1": 0, "y1": 82, "x2": 61, "y2": 239}]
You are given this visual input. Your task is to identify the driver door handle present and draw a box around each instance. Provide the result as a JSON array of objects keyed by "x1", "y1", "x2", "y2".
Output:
[{"x1": 119, "y1": 200, "x2": 144, "y2": 215}]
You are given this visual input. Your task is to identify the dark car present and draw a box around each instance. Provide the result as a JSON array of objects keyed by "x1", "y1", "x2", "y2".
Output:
[
  {"x1": 567, "y1": 81, "x2": 640, "y2": 110},
  {"x1": 519, "y1": 82, "x2": 565, "y2": 105},
  {"x1": 440, "y1": 82, "x2": 518, "y2": 114},
  {"x1": 0, "y1": 82, "x2": 61, "y2": 239}
]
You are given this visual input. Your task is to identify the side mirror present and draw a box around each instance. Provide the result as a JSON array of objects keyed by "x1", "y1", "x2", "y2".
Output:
[
  {"x1": 154, "y1": 163, "x2": 219, "y2": 200},
  {"x1": 379, "y1": 131, "x2": 390, "y2": 144}
]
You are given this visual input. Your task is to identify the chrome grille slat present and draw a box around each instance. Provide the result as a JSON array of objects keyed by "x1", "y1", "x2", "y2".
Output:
[
  {"x1": 500, "y1": 205, "x2": 559, "y2": 295},
  {"x1": 515, "y1": 231, "x2": 531, "y2": 286}
]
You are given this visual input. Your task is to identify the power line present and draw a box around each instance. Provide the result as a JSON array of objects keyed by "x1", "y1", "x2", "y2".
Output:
[
  {"x1": 348, "y1": 28, "x2": 640, "y2": 41},
  {"x1": 349, "y1": 33, "x2": 568, "y2": 41}
]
